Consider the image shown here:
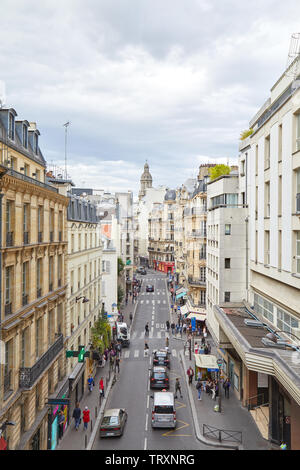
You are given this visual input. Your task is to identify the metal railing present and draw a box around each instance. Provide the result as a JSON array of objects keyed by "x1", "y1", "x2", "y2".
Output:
[
  {"x1": 5, "y1": 168, "x2": 58, "y2": 193},
  {"x1": 245, "y1": 393, "x2": 267, "y2": 410},
  {"x1": 19, "y1": 334, "x2": 64, "y2": 388},
  {"x1": 188, "y1": 276, "x2": 206, "y2": 286},
  {"x1": 203, "y1": 424, "x2": 242, "y2": 444}
]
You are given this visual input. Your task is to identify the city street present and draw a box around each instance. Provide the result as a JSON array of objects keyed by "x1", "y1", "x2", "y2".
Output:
[{"x1": 92, "y1": 270, "x2": 214, "y2": 451}]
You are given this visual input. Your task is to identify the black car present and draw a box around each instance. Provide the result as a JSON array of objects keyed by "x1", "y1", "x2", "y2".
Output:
[
  {"x1": 153, "y1": 349, "x2": 170, "y2": 368},
  {"x1": 146, "y1": 284, "x2": 154, "y2": 292},
  {"x1": 150, "y1": 366, "x2": 169, "y2": 389}
]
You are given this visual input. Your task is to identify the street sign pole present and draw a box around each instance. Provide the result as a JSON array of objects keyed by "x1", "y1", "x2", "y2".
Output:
[{"x1": 217, "y1": 358, "x2": 223, "y2": 413}]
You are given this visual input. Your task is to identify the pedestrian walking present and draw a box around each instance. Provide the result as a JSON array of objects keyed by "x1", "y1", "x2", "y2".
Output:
[
  {"x1": 82, "y1": 406, "x2": 90, "y2": 431},
  {"x1": 125, "y1": 295, "x2": 128, "y2": 305},
  {"x1": 87, "y1": 374, "x2": 94, "y2": 392},
  {"x1": 72, "y1": 402, "x2": 81, "y2": 430},
  {"x1": 171, "y1": 322, "x2": 175, "y2": 335},
  {"x1": 196, "y1": 378, "x2": 202, "y2": 400},
  {"x1": 115, "y1": 356, "x2": 120, "y2": 373},
  {"x1": 166, "y1": 320, "x2": 170, "y2": 331},
  {"x1": 145, "y1": 322, "x2": 149, "y2": 336},
  {"x1": 174, "y1": 378, "x2": 183, "y2": 399},
  {"x1": 187, "y1": 366, "x2": 194, "y2": 385},
  {"x1": 165, "y1": 336, "x2": 169, "y2": 348},
  {"x1": 129, "y1": 312, "x2": 133, "y2": 324},
  {"x1": 144, "y1": 341, "x2": 149, "y2": 357},
  {"x1": 58, "y1": 410, "x2": 65, "y2": 439},
  {"x1": 99, "y1": 377, "x2": 105, "y2": 398},
  {"x1": 223, "y1": 378, "x2": 231, "y2": 398}
]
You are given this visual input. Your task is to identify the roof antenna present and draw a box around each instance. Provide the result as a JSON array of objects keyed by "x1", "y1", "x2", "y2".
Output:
[{"x1": 63, "y1": 121, "x2": 71, "y2": 179}]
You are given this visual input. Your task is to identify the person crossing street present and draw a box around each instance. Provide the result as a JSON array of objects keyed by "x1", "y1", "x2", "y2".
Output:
[{"x1": 174, "y1": 378, "x2": 183, "y2": 399}]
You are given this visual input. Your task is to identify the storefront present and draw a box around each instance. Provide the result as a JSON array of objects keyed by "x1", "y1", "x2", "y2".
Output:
[
  {"x1": 68, "y1": 362, "x2": 86, "y2": 413},
  {"x1": 194, "y1": 354, "x2": 219, "y2": 382}
]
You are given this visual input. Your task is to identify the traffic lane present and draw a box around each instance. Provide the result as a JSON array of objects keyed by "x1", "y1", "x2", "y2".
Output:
[{"x1": 93, "y1": 355, "x2": 150, "y2": 450}]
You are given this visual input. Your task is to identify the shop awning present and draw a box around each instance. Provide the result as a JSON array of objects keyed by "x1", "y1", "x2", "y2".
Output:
[
  {"x1": 180, "y1": 305, "x2": 189, "y2": 316},
  {"x1": 176, "y1": 287, "x2": 186, "y2": 295},
  {"x1": 176, "y1": 292, "x2": 187, "y2": 300},
  {"x1": 186, "y1": 312, "x2": 206, "y2": 321},
  {"x1": 194, "y1": 354, "x2": 219, "y2": 371}
]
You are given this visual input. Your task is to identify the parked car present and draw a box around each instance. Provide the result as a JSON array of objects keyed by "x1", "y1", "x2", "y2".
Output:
[
  {"x1": 150, "y1": 366, "x2": 169, "y2": 389},
  {"x1": 140, "y1": 267, "x2": 147, "y2": 275},
  {"x1": 99, "y1": 408, "x2": 127, "y2": 438},
  {"x1": 153, "y1": 349, "x2": 170, "y2": 368},
  {"x1": 146, "y1": 284, "x2": 154, "y2": 292}
]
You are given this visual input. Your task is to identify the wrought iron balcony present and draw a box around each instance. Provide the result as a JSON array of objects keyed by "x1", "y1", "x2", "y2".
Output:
[
  {"x1": 188, "y1": 276, "x2": 206, "y2": 286},
  {"x1": 19, "y1": 334, "x2": 64, "y2": 388}
]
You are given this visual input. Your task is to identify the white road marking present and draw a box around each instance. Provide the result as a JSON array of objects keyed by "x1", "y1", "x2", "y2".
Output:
[
  {"x1": 140, "y1": 300, "x2": 144, "y2": 304},
  {"x1": 144, "y1": 437, "x2": 147, "y2": 450},
  {"x1": 172, "y1": 349, "x2": 177, "y2": 357},
  {"x1": 134, "y1": 350, "x2": 139, "y2": 358},
  {"x1": 145, "y1": 414, "x2": 148, "y2": 432},
  {"x1": 124, "y1": 350, "x2": 130, "y2": 358},
  {"x1": 156, "y1": 323, "x2": 160, "y2": 329},
  {"x1": 146, "y1": 300, "x2": 149, "y2": 304},
  {"x1": 147, "y1": 395, "x2": 149, "y2": 409},
  {"x1": 157, "y1": 300, "x2": 161, "y2": 304},
  {"x1": 157, "y1": 332, "x2": 161, "y2": 338}
]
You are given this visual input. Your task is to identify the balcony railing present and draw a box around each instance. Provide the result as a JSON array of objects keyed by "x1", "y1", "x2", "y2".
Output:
[
  {"x1": 5, "y1": 168, "x2": 58, "y2": 193},
  {"x1": 188, "y1": 276, "x2": 206, "y2": 286},
  {"x1": 188, "y1": 230, "x2": 207, "y2": 238},
  {"x1": 6, "y1": 231, "x2": 14, "y2": 247},
  {"x1": 19, "y1": 334, "x2": 64, "y2": 388}
]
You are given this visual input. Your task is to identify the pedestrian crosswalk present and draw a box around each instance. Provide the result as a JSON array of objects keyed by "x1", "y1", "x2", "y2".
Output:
[
  {"x1": 122, "y1": 348, "x2": 178, "y2": 360},
  {"x1": 130, "y1": 330, "x2": 170, "y2": 340},
  {"x1": 139, "y1": 299, "x2": 166, "y2": 305}
]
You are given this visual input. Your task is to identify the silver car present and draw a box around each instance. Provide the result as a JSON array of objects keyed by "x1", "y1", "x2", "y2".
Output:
[{"x1": 99, "y1": 408, "x2": 127, "y2": 438}]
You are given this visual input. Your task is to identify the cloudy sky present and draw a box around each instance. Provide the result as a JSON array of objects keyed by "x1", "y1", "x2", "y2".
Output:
[{"x1": 1, "y1": 0, "x2": 300, "y2": 197}]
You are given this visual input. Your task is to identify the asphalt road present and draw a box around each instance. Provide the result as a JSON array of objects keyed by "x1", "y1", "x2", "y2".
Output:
[{"x1": 93, "y1": 270, "x2": 213, "y2": 451}]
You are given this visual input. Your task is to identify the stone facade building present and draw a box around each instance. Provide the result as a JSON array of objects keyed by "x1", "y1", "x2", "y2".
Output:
[{"x1": 0, "y1": 108, "x2": 68, "y2": 449}]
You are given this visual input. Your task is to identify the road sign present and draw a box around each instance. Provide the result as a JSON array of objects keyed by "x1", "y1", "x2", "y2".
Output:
[
  {"x1": 217, "y1": 358, "x2": 223, "y2": 367},
  {"x1": 46, "y1": 398, "x2": 70, "y2": 406},
  {"x1": 191, "y1": 317, "x2": 196, "y2": 332}
]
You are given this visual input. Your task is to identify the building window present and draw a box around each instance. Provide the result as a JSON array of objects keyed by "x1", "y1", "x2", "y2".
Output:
[
  {"x1": 6, "y1": 200, "x2": 14, "y2": 247},
  {"x1": 296, "y1": 113, "x2": 300, "y2": 152},
  {"x1": 264, "y1": 231, "x2": 270, "y2": 265},
  {"x1": 225, "y1": 258, "x2": 231, "y2": 269},
  {"x1": 277, "y1": 308, "x2": 299, "y2": 337},
  {"x1": 21, "y1": 327, "x2": 30, "y2": 368},
  {"x1": 296, "y1": 168, "x2": 300, "y2": 213},
  {"x1": 5, "y1": 266, "x2": 13, "y2": 315},
  {"x1": 22, "y1": 261, "x2": 29, "y2": 306},
  {"x1": 265, "y1": 182, "x2": 270, "y2": 218},
  {"x1": 224, "y1": 292, "x2": 230, "y2": 302},
  {"x1": 4, "y1": 339, "x2": 13, "y2": 395},
  {"x1": 23, "y1": 124, "x2": 28, "y2": 148},
  {"x1": 8, "y1": 113, "x2": 15, "y2": 140},
  {"x1": 37, "y1": 258, "x2": 42, "y2": 297},
  {"x1": 49, "y1": 257, "x2": 53, "y2": 291},
  {"x1": 38, "y1": 206, "x2": 43, "y2": 242},
  {"x1": 23, "y1": 203, "x2": 30, "y2": 244},
  {"x1": 36, "y1": 317, "x2": 43, "y2": 358},
  {"x1": 296, "y1": 231, "x2": 300, "y2": 274},
  {"x1": 200, "y1": 290, "x2": 206, "y2": 305},
  {"x1": 254, "y1": 293, "x2": 274, "y2": 323},
  {"x1": 265, "y1": 135, "x2": 270, "y2": 169},
  {"x1": 225, "y1": 224, "x2": 231, "y2": 235}
]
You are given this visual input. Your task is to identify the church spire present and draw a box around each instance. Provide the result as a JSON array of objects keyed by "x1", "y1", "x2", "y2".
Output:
[{"x1": 138, "y1": 161, "x2": 153, "y2": 200}]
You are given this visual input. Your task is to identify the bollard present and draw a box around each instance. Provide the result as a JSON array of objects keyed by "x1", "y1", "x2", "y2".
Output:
[
  {"x1": 85, "y1": 434, "x2": 88, "y2": 449},
  {"x1": 91, "y1": 420, "x2": 93, "y2": 432}
]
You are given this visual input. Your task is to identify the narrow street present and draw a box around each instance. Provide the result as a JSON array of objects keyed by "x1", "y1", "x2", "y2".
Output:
[{"x1": 92, "y1": 270, "x2": 213, "y2": 451}]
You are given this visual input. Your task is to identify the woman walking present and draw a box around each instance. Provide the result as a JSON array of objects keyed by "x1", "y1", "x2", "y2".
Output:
[
  {"x1": 83, "y1": 406, "x2": 90, "y2": 431},
  {"x1": 72, "y1": 402, "x2": 81, "y2": 430}
]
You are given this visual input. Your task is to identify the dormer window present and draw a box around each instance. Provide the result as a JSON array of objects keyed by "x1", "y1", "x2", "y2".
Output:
[
  {"x1": 23, "y1": 125, "x2": 28, "y2": 148},
  {"x1": 34, "y1": 133, "x2": 38, "y2": 155},
  {"x1": 9, "y1": 113, "x2": 15, "y2": 140}
]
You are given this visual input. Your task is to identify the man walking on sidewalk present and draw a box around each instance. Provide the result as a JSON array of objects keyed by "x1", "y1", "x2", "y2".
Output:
[
  {"x1": 187, "y1": 366, "x2": 194, "y2": 385},
  {"x1": 72, "y1": 403, "x2": 81, "y2": 431},
  {"x1": 115, "y1": 356, "x2": 120, "y2": 373}
]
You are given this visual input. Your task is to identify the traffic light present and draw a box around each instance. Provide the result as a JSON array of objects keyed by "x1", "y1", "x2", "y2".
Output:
[{"x1": 78, "y1": 345, "x2": 85, "y2": 363}]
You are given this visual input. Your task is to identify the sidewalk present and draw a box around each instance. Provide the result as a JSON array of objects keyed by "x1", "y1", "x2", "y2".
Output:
[{"x1": 180, "y1": 335, "x2": 272, "y2": 450}]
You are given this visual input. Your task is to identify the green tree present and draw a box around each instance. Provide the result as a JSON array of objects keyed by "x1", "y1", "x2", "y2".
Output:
[
  {"x1": 209, "y1": 164, "x2": 231, "y2": 181},
  {"x1": 118, "y1": 257, "x2": 125, "y2": 276},
  {"x1": 117, "y1": 285, "x2": 124, "y2": 309},
  {"x1": 240, "y1": 128, "x2": 253, "y2": 140},
  {"x1": 91, "y1": 315, "x2": 111, "y2": 355}
]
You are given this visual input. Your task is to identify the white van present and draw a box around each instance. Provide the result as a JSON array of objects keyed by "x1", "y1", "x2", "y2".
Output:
[
  {"x1": 151, "y1": 391, "x2": 176, "y2": 428},
  {"x1": 116, "y1": 322, "x2": 130, "y2": 347}
]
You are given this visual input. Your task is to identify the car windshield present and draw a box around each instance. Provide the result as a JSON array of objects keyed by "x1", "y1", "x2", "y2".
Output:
[
  {"x1": 120, "y1": 328, "x2": 127, "y2": 335},
  {"x1": 154, "y1": 405, "x2": 173, "y2": 414},
  {"x1": 156, "y1": 352, "x2": 167, "y2": 357},
  {"x1": 102, "y1": 416, "x2": 119, "y2": 425},
  {"x1": 153, "y1": 372, "x2": 166, "y2": 379}
]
